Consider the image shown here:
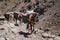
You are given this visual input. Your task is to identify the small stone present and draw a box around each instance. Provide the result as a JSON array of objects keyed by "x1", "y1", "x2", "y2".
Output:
[
  {"x1": 54, "y1": 36, "x2": 60, "y2": 40},
  {"x1": 38, "y1": 29, "x2": 44, "y2": 33},
  {"x1": 0, "y1": 28, "x2": 4, "y2": 30},
  {"x1": 48, "y1": 38, "x2": 53, "y2": 40},
  {"x1": 44, "y1": 29, "x2": 49, "y2": 32},
  {"x1": 39, "y1": 28, "x2": 42, "y2": 30},
  {"x1": 58, "y1": 33, "x2": 60, "y2": 36},
  {"x1": 0, "y1": 37, "x2": 5, "y2": 40},
  {"x1": 6, "y1": 38, "x2": 10, "y2": 40},
  {"x1": 42, "y1": 33, "x2": 55, "y2": 38}
]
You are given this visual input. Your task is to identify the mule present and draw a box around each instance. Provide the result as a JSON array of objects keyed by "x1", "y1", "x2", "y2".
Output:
[
  {"x1": 4, "y1": 13, "x2": 10, "y2": 21},
  {"x1": 26, "y1": 13, "x2": 38, "y2": 34},
  {"x1": 18, "y1": 12, "x2": 23, "y2": 23}
]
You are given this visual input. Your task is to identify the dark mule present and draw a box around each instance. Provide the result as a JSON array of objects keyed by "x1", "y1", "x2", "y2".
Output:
[
  {"x1": 4, "y1": 13, "x2": 10, "y2": 21},
  {"x1": 13, "y1": 12, "x2": 19, "y2": 26}
]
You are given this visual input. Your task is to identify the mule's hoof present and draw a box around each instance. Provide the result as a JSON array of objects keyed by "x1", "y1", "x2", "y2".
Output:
[
  {"x1": 14, "y1": 24, "x2": 19, "y2": 26},
  {"x1": 33, "y1": 31, "x2": 37, "y2": 34}
]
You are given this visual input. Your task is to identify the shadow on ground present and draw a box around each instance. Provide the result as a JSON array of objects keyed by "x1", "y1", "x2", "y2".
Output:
[{"x1": 18, "y1": 31, "x2": 31, "y2": 38}]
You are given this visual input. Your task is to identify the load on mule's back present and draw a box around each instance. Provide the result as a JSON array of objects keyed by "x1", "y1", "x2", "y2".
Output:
[
  {"x1": 28, "y1": 13, "x2": 36, "y2": 25},
  {"x1": 29, "y1": 14, "x2": 34, "y2": 22}
]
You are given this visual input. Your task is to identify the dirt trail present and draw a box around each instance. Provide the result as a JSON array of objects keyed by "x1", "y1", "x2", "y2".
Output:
[{"x1": 0, "y1": 21, "x2": 43, "y2": 40}]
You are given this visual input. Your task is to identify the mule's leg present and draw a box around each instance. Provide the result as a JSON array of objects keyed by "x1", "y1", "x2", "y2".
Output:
[
  {"x1": 19, "y1": 18, "x2": 21, "y2": 24},
  {"x1": 19, "y1": 16, "x2": 22, "y2": 24},
  {"x1": 27, "y1": 22, "x2": 32, "y2": 34},
  {"x1": 27, "y1": 24, "x2": 30, "y2": 33},
  {"x1": 16, "y1": 19, "x2": 17, "y2": 24},
  {"x1": 31, "y1": 23, "x2": 35, "y2": 33},
  {"x1": 26, "y1": 23, "x2": 29, "y2": 30},
  {"x1": 33, "y1": 24, "x2": 35, "y2": 31},
  {"x1": 28, "y1": 23, "x2": 33, "y2": 34},
  {"x1": 13, "y1": 18, "x2": 15, "y2": 22},
  {"x1": 26, "y1": 22, "x2": 30, "y2": 33},
  {"x1": 20, "y1": 18, "x2": 21, "y2": 23}
]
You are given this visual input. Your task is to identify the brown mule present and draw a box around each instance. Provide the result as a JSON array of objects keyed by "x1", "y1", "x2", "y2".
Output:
[{"x1": 27, "y1": 13, "x2": 37, "y2": 34}]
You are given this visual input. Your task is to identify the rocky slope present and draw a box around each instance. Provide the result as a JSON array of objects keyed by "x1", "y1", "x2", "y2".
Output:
[
  {"x1": 37, "y1": 0, "x2": 60, "y2": 35},
  {"x1": 0, "y1": 0, "x2": 57, "y2": 15},
  {"x1": 0, "y1": 0, "x2": 60, "y2": 40},
  {"x1": 0, "y1": 20, "x2": 60, "y2": 40}
]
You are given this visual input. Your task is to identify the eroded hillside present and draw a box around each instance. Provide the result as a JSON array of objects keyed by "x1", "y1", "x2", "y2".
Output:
[
  {"x1": 0, "y1": 0, "x2": 57, "y2": 15},
  {"x1": 0, "y1": 0, "x2": 60, "y2": 40},
  {"x1": 36, "y1": 0, "x2": 60, "y2": 34}
]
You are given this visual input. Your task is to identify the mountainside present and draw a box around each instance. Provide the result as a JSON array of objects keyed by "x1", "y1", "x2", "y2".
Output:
[
  {"x1": 37, "y1": 0, "x2": 60, "y2": 34},
  {"x1": 0, "y1": 0, "x2": 60, "y2": 40},
  {"x1": 0, "y1": 0, "x2": 57, "y2": 15}
]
